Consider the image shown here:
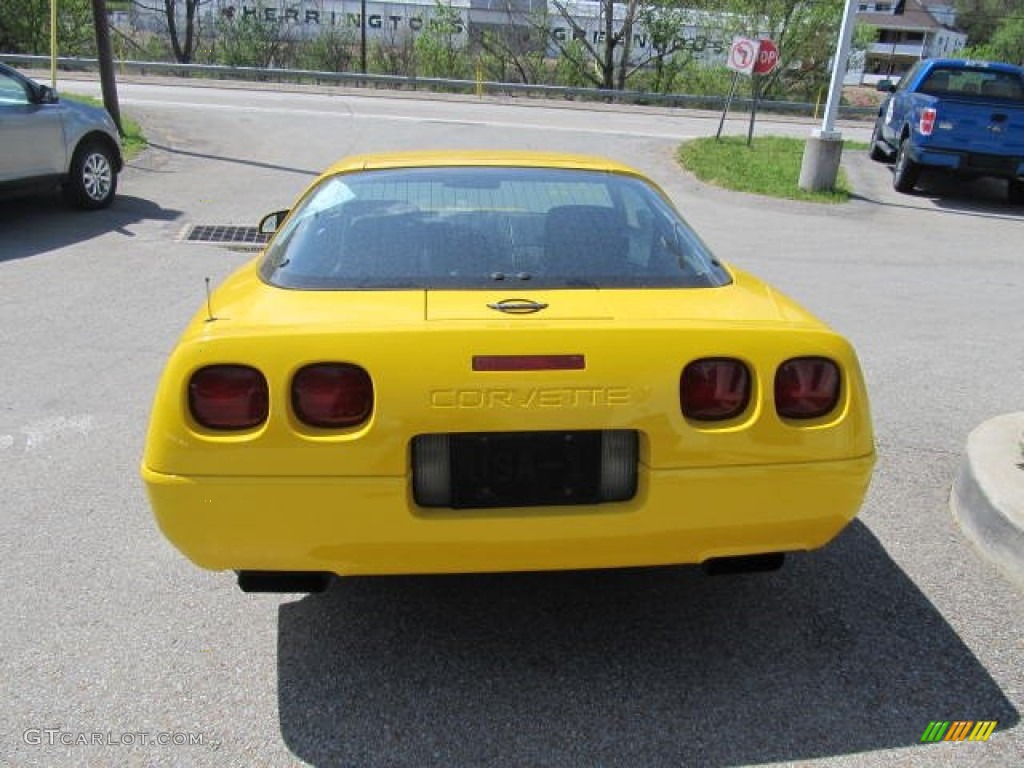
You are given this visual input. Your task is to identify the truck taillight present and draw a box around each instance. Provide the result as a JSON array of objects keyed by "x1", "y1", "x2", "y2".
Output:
[
  {"x1": 292, "y1": 363, "x2": 373, "y2": 428},
  {"x1": 919, "y1": 107, "x2": 937, "y2": 136},
  {"x1": 775, "y1": 357, "x2": 840, "y2": 420},
  {"x1": 680, "y1": 358, "x2": 751, "y2": 421},
  {"x1": 188, "y1": 365, "x2": 269, "y2": 430}
]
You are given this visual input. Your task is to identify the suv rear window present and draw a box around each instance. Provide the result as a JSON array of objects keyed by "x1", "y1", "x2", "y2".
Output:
[
  {"x1": 260, "y1": 167, "x2": 730, "y2": 290},
  {"x1": 919, "y1": 67, "x2": 1024, "y2": 102}
]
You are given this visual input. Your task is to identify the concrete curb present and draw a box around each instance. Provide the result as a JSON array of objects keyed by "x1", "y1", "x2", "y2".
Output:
[{"x1": 951, "y1": 412, "x2": 1024, "y2": 589}]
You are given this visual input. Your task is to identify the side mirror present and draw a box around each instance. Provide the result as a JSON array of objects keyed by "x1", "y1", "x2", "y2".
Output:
[
  {"x1": 875, "y1": 79, "x2": 896, "y2": 93},
  {"x1": 38, "y1": 84, "x2": 59, "y2": 104},
  {"x1": 259, "y1": 210, "x2": 289, "y2": 235}
]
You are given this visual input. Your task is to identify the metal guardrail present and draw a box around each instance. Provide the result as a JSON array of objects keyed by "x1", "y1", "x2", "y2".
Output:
[{"x1": 0, "y1": 53, "x2": 877, "y2": 119}]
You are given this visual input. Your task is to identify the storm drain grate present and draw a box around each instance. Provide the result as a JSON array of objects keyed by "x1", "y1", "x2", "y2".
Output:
[{"x1": 180, "y1": 224, "x2": 269, "y2": 249}]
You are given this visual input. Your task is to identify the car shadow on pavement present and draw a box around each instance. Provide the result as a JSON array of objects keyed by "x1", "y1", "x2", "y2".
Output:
[
  {"x1": 0, "y1": 193, "x2": 181, "y2": 263},
  {"x1": 911, "y1": 172, "x2": 1024, "y2": 216},
  {"x1": 845, "y1": 155, "x2": 1024, "y2": 220},
  {"x1": 276, "y1": 520, "x2": 1019, "y2": 766}
]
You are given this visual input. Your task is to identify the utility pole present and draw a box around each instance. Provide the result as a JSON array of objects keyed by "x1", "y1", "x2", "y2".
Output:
[
  {"x1": 90, "y1": 0, "x2": 123, "y2": 135},
  {"x1": 798, "y1": 0, "x2": 858, "y2": 192},
  {"x1": 360, "y1": 0, "x2": 367, "y2": 74}
]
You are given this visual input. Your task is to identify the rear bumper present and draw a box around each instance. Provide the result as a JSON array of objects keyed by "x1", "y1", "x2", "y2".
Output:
[
  {"x1": 142, "y1": 454, "x2": 875, "y2": 575},
  {"x1": 911, "y1": 145, "x2": 1024, "y2": 178}
]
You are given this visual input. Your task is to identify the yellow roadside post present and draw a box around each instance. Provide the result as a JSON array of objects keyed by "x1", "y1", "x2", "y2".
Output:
[{"x1": 51, "y1": 0, "x2": 58, "y2": 88}]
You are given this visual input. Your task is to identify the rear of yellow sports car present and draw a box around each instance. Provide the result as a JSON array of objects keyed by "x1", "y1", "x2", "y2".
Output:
[{"x1": 141, "y1": 153, "x2": 874, "y2": 589}]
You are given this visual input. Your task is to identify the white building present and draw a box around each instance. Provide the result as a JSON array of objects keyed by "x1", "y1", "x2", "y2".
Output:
[{"x1": 854, "y1": 0, "x2": 967, "y2": 83}]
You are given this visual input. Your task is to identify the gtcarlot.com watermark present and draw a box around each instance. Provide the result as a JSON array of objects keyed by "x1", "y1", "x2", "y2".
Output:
[{"x1": 23, "y1": 728, "x2": 220, "y2": 751}]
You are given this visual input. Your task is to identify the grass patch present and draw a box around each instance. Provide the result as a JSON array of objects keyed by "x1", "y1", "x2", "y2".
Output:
[
  {"x1": 678, "y1": 135, "x2": 867, "y2": 203},
  {"x1": 63, "y1": 92, "x2": 147, "y2": 159}
]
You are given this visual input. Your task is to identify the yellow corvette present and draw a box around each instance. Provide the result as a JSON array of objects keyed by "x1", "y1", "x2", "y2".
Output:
[{"x1": 142, "y1": 151, "x2": 875, "y2": 592}]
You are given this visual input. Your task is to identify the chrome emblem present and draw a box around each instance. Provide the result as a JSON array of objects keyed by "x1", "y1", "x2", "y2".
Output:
[{"x1": 487, "y1": 298, "x2": 549, "y2": 314}]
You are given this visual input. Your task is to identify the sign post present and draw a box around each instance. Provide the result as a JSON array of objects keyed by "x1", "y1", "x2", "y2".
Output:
[
  {"x1": 717, "y1": 37, "x2": 757, "y2": 140},
  {"x1": 747, "y1": 39, "x2": 779, "y2": 146}
]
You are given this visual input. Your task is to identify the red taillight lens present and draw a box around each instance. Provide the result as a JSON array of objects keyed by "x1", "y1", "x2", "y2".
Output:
[
  {"x1": 292, "y1": 363, "x2": 373, "y2": 429},
  {"x1": 919, "y1": 107, "x2": 937, "y2": 136},
  {"x1": 680, "y1": 358, "x2": 751, "y2": 421},
  {"x1": 188, "y1": 365, "x2": 269, "y2": 430},
  {"x1": 775, "y1": 357, "x2": 840, "y2": 419}
]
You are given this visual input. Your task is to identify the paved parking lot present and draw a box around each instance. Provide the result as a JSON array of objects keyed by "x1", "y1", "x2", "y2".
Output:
[{"x1": 1, "y1": 79, "x2": 1021, "y2": 767}]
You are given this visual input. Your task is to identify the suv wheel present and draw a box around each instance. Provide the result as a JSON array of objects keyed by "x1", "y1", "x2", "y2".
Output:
[
  {"x1": 892, "y1": 138, "x2": 920, "y2": 194},
  {"x1": 64, "y1": 141, "x2": 117, "y2": 210},
  {"x1": 868, "y1": 123, "x2": 889, "y2": 162}
]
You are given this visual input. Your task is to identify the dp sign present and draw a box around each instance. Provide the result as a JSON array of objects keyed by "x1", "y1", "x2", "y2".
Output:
[{"x1": 753, "y1": 39, "x2": 779, "y2": 75}]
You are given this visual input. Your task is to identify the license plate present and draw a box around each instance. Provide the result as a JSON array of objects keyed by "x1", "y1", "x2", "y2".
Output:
[{"x1": 450, "y1": 431, "x2": 603, "y2": 509}]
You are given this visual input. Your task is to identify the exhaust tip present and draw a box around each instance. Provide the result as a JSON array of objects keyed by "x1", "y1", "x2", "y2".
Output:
[
  {"x1": 237, "y1": 570, "x2": 333, "y2": 593},
  {"x1": 702, "y1": 553, "x2": 786, "y2": 576}
]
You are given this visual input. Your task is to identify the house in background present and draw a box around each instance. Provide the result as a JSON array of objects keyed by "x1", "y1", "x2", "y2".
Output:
[{"x1": 852, "y1": 0, "x2": 967, "y2": 84}]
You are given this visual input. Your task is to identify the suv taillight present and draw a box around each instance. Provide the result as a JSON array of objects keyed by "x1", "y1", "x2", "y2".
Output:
[
  {"x1": 680, "y1": 358, "x2": 751, "y2": 421},
  {"x1": 919, "y1": 107, "x2": 937, "y2": 136},
  {"x1": 188, "y1": 365, "x2": 269, "y2": 430},
  {"x1": 292, "y1": 363, "x2": 373, "y2": 428},
  {"x1": 775, "y1": 357, "x2": 840, "y2": 419}
]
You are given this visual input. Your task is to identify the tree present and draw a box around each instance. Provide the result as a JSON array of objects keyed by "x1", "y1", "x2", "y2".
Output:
[
  {"x1": 634, "y1": 2, "x2": 734, "y2": 94},
  {"x1": 0, "y1": 0, "x2": 95, "y2": 55},
  {"x1": 215, "y1": 6, "x2": 294, "y2": 68},
  {"x1": 297, "y1": 25, "x2": 358, "y2": 73},
  {"x1": 545, "y1": 0, "x2": 641, "y2": 90},
  {"x1": 958, "y1": 18, "x2": 1024, "y2": 64},
  {"x1": 474, "y1": 4, "x2": 548, "y2": 85},
  {"x1": 131, "y1": 0, "x2": 208, "y2": 63},
  {"x1": 414, "y1": 2, "x2": 470, "y2": 79},
  {"x1": 954, "y1": 1, "x2": 1024, "y2": 47},
  {"x1": 722, "y1": 0, "x2": 846, "y2": 101}
]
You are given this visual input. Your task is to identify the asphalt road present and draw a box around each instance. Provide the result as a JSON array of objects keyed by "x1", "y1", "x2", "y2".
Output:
[{"x1": 1, "y1": 78, "x2": 1021, "y2": 767}]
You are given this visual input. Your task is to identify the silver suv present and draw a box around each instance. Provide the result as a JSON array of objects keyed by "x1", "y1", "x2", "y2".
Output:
[{"x1": 0, "y1": 62, "x2": 123, "y2": 210}]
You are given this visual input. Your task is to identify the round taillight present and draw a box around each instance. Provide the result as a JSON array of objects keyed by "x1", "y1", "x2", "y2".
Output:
[
  {"x1": 188, "y1": 365, "x2": 269, "y2": 430},
  {"x1": 680, "y1": 358, "x2": 751, "y2": 421},
  {"x1": 292, "y1": 363, "x2": 373, "y2": 429},
  {"x1": 775, "y1": 357, "x2": 840, "y2": 419}
]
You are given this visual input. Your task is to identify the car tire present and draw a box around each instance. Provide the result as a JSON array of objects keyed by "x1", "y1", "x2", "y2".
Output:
[
  {"x1": 1008, "y1": 179, "x2": 1024, "y2": 205},
  {"x1": 892, "y1": 138, "x2": 920, "y2": 194},
  {"x1": 64, "y1": 140, "x2": 117, "y2": 210},
  {"x1": 868, "y1": 123, "x2": 890, "y2": 163}
]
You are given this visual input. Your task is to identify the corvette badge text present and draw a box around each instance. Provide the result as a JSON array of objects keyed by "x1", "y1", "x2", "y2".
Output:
[{"x1": 430, "y1": 387, "x2": 631, "y2": 409}]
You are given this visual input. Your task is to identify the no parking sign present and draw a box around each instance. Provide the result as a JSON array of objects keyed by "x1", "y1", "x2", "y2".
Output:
[{"x1": 727, "y1": 37, "x2": 759, "y2": 76}]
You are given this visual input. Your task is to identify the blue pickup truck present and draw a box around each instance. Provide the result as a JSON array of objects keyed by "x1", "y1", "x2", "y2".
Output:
[{"x1": 869, "y1": 58, "x2": 1024, "y2": 203}]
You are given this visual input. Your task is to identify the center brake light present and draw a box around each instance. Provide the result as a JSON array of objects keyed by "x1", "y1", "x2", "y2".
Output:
[
  {"x1": 189, "y1": 365, "x2": 269, "y2": 430},
  {"x1": 920, "y1": 107, "x2": 937, "y2": 136},
  {"x1": 292, "y1": 363, "x2": 374, "y2": 428},
  {"x1": 473, "y1": 354, "x2": 585, "y2": 371},
  {"x1": 680, "y1": 358, "x2": 751, "y2": 421}
]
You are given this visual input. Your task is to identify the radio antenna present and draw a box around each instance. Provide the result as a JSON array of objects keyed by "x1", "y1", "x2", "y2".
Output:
[{"x1": 205, "y1": 277, "x2": 215, "y2": 322}]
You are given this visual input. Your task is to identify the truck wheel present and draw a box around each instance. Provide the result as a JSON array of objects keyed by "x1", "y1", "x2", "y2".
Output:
[
  {"x1": 1009, "y1": 179, "x2": 1024, "y2": 205},
  {"x1": 892, "y1": 139, "x2": 920, "y2": 194},
  {"x1": 63, "y1": 140, "x2": 118, "y2": 210},
  {"x1": 869, "y1": 124, "x2": 889, "y2": 162}
]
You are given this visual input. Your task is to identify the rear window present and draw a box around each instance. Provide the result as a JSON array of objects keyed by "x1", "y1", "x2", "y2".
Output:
[
  {"x1": 919, "y1": 67, "x2": 1024, "y2": 102},
  {"x1": 260, "y1": 167, "x2": 731, "y2": 290}
]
